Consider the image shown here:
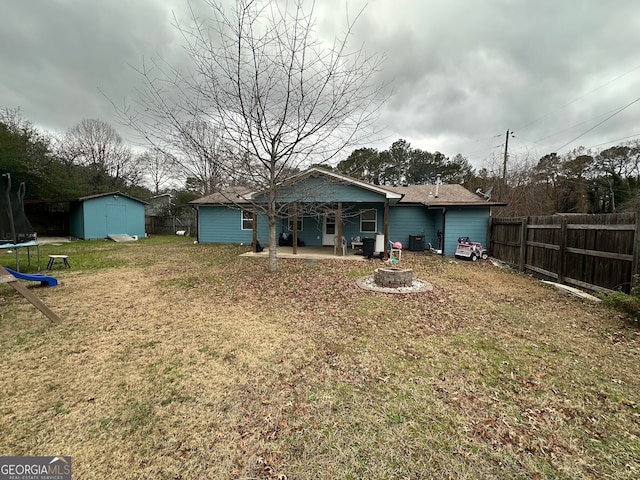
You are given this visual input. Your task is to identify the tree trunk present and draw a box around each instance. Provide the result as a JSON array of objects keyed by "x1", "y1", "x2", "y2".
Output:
[{"x1": 268, "y1": 188, "x2": 277, "y2": 273}]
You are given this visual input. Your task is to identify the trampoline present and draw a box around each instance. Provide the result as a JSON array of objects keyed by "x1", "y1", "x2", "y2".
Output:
[{"x1": 0, "y1": 173, "x2": 39, "y2": 271}]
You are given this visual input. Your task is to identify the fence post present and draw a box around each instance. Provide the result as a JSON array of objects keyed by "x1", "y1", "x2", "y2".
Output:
[
  {"x1": 519, "y1": 217, "x2": 527, "y2": 272},
  {"x1": 557, "y1": 215, "x2": 567, "y2": 284},
  {"x1": 633, "y1": 212, "x2": 640, "y2": 289}
]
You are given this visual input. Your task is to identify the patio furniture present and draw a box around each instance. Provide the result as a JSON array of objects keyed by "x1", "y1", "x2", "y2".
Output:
[
  {"x1": 351, "y1": 238, "x2": 363, "y2": 250},
  {"x1": 47, "y1": 254, "x2": 71, "y2": 270},
  {"x1": 389, "y1": 241, "x2": 402, "y2": 261}
]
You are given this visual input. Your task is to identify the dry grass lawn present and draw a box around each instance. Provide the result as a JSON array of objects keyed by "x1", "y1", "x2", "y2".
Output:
[{"x1": 1, "y1": 237, "x2": 639, "y2": 479}]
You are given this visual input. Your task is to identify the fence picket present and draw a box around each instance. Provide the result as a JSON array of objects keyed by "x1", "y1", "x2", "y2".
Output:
[{"x1": 490, "y1": 213, "x2": 637, "y2": 294}]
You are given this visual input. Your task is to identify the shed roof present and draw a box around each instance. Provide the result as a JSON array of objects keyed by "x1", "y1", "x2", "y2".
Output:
[{"x1": 77, "y1": 191, "x2": 148, "y2": 205}]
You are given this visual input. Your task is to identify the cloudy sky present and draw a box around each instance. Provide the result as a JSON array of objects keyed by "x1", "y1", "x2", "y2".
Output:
[{"x1": 2, "y1": 0, "x2": 639, "y2": 171}]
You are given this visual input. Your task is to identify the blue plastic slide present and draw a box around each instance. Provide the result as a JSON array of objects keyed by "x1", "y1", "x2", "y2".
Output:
[{"x1": 5, "y1": 267, "x2": 58, "y2": 287}]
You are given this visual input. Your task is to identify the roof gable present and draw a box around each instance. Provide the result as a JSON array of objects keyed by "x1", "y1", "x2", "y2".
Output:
[
  {"x1": 266, "y1": 167, "x2": 402, "y2": 201},
  {"x1": 77, "y1": 191, "x2": 148, "y2": 205},
  {"x1": 191, "y1": 168, "x2": 402, "y2": 205},
  {"x1": 189, "y1": 167, "x2": 504, "y2": 207}
]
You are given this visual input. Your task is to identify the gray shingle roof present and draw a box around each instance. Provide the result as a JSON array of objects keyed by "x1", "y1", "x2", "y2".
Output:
[
  {"x1": 385, "y1": 184, "x2": 505, "y2": 207},
  {"x1": 190, "y1": 186, "x2": 253, "y2": 205},
  {"x1": 190, "y1": 169, "x2": 505, "y2": 208}
]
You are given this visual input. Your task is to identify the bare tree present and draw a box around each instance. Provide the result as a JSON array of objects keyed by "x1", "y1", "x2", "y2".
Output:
[
  {"x1": 139, "y1": 148, "x2": 178, "y2": 194},
  {"x1": 118, "y1": 0, "x2": 386, "y2": 272},
  {"x1": 176, "y1": 120, "x2": 231, "y2": 195},
  {"x1": 62, "y1": 119, "x2": 141, "y2": 191}
]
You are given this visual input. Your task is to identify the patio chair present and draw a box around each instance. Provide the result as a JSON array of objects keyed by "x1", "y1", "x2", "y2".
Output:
[
  {"x1": 334, "y1": 235, "x2": 347, "y2": 256},
  {"x1": 389, "y1": 240, "x2": 402, "y2": 261}
]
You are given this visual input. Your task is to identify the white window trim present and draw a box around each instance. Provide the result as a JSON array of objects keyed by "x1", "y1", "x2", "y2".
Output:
[
  {"x1": 360, "y1": 209, "x2": 377, "y2": 233},
  {"x1": 241, "y1": 210, "x2": 253, "y2": 230},
  {"x1": 287, "y1": 217, "x2": 303, "y2": 232}
]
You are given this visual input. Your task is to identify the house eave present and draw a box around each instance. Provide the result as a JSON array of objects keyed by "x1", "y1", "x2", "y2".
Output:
[
  {"x1": 423, "y1": 201, "x2": 507, "y2": 208},
  {"x1": 242, "y1": 167, "x2": 403, "y2": 201}
]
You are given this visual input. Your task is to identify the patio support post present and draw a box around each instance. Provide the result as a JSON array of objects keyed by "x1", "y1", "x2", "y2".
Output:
[
  {"x1": 292, "y1": 202, "x2": 298, "y2": 255},
  {"x1": 252, "y1": 209, "x2": 257, "y2": 249},
  {"x1": 383, "y1": 201, "x2": 389, "y2": 259},
  {"x1": 337, "y1": 202, "x2": 343, "y2": 256}
]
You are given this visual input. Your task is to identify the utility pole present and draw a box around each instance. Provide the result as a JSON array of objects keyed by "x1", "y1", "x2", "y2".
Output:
[{"x1": 502, "y1": 129, "x2": 514, "y2": 182}]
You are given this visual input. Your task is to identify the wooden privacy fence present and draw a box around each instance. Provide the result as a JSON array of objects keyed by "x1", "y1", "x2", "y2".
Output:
[
  {"x1": 489, "y1": 213, "x2": 639, "y2": 294},
  {"x1": 145, "y1": 214, "x2": 196, "y2": 236}
]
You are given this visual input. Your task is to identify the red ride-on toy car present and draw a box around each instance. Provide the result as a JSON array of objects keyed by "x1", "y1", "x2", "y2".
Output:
[{"x1": 454, "y1": 237, "x2": 488, "y2": 261}]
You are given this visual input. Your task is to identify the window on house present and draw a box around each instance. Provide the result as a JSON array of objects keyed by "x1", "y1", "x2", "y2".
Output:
[
  {"x1": 287, "y1": 218, "x2": 303, "y2": 231},
  {"x1": 360, "y1": 210, "x2": 376, "y2": 232},
  {"x1": 241, "y1": 210, "x2": 254, "y2": 230}
]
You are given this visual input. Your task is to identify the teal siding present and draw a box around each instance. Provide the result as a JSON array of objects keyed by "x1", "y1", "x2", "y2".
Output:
[
  {"x1": 125, "y1": 201, "x2": 146, "y2": 238},
  {"x1": 388, "y1": 206, "x2": 430, "y2": 249},
  {"x1": 69, "y1": 202, "x2": 84, "y2": 239},
  {"x1": 198, "y1": 206, "x2": 269, "y2": 244},
  {"x1": 340, "y1": 203, "x2": 383, "y2": 243},
  {"x1": 278, "y1": 216, "x2": 323, "y2": 246},
  {"x1": 444, "y1": 207, "x2": 491, "y2": 255},
  {"x1": 70, "y1": 195, "x2": 146, "y2": 240},
  {"x1": 351, "y1": 203, "x2": 382, "y2": 235},
  {"x1": 276, "y1": 203, "x2": 384, "y2": 246}
]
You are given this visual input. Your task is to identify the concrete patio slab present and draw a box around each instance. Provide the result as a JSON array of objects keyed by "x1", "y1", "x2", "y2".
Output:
[{"x1": 240, "y1": 246, "x2": 369, "y2": 261}]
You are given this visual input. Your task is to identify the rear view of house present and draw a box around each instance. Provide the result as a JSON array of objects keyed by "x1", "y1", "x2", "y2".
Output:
[{"x1": 191, "y1": 168, "x2": 505, "y2": 255}]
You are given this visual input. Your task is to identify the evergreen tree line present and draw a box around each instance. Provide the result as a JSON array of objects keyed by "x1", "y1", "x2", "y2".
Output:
[
  {"x1": 336, "y1": 139, "x2": 640, "y2": 217},
  {"x1": 3, "y1": 107, "x2": 640, "y2": 218},
  {"x1": 0, "y1": 108, "x2": 198, "y2": 210}
]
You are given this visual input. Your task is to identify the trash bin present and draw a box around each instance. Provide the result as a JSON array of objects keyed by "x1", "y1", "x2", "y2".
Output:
[
  {"x1": 362, "y1": 237, "x2": 375, "y2": 258},
  {"x1": 375, "y1": 233, "x2": 385, "y2": 254},
  {"x1": 409, "y1": 235, "x2": 425, "y2": 251}
]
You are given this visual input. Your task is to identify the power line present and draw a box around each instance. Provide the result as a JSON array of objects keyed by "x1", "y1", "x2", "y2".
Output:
[
  {"x1": 587, "y1": 133, "x2": 640, "y2": 149},
  {"x1": 452, "y1": 65, "x2": 640, "y2": 163},
  {"x1": 555, "y1": 96, "x2": 640, "y2": 152},
  {"x1": 516, "y1": 63, "x2": 640, "y2": 131},
  {"x1": 533, "y1": 106, "x2": 622, "y2": 143}
]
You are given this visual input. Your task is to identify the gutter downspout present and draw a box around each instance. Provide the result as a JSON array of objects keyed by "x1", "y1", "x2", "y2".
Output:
[{"x1": 192, "y1": 205, "x2": 200, "y2": 243}]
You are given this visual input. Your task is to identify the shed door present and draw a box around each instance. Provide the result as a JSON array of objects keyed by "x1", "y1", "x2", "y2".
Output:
[{"x1": 106, "y1": 204, "x2": 127, "y2": 235}]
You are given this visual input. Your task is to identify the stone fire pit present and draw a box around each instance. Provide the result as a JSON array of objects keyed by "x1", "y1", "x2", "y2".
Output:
[
  {"x1": 374, "y1": 267, "x2": 413, "y2": 288},
  {"x1": 356, "y1": 266, "x2": 432, "y2": 294}
]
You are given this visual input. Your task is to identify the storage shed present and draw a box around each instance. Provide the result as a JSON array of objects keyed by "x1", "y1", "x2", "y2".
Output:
[{"x1": 70, "y1": 192, "x2": 147, "y2": 240}]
